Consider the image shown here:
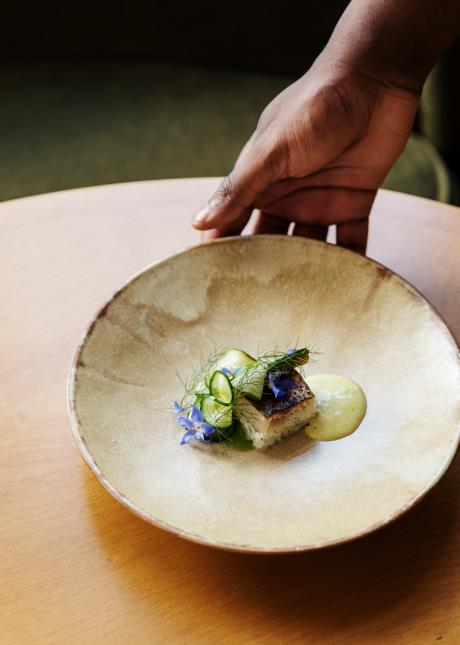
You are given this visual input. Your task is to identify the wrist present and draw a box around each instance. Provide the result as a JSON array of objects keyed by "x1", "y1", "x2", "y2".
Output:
[
  {"x1": 317, "y1": 43, "x2": 425, "y2": 98},
  {"x1": 316, "y1": 0, "x2": 460, "y2": 98}
]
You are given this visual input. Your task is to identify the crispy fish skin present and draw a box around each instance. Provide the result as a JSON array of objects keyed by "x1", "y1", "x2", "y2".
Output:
[
  {"x1": 235, "y1": 370, "x2": 318, "y2": 449},
  {"x1": 254, "y1": 370, "x2": 315, "y2": 416}
]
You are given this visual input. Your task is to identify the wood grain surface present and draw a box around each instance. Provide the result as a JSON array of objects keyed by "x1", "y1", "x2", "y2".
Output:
[{"x1": 1, "y1": 179, "x2": 459, "y2": 644}]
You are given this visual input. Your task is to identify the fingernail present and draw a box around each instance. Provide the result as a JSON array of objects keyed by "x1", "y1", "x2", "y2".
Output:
[{"x1": 193, "y1": 205, "x2": 210, "y2": 225}]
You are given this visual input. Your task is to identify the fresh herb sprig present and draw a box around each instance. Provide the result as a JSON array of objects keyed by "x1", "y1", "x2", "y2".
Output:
[{"x1": 258, "y1": 347, "x2": 310, "y2": 375}]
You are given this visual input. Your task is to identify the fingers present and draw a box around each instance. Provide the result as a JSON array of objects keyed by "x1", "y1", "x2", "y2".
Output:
[
  {"x1": 192, "y1": 124, "x2": 285, "y2": 233},
  {"x1": 203, "y1": 211, "x2": 291, "y2": 238},
  {"x1": 336, "y1": 218, "x2": 369, "y2": 254},
  {"x1": 254, "y1": 171, "x2": 378, "y2": 209},
  {"x1": 196, "y1": 179, "x2": 373, "y2": 253},
  {"x1": 192, "y1": 160, "x2": 273, "y2": 232},
  {"x1": 263, "y1": 187, "x2": 376, "y2": 226},
  {"x1": 192, "y1": 174, "x2": 251, "y2": 231},
  {"x1": 199, "y1": 211, "x2": 253, "y2": 241},
  {"x1": 293, "y1": 223, "x2": 328, "y2": 241},
  {"x1": 246, "y1": 211, "x2": 291, "y2": 235},
  {"x1": 297, "y1": 166, "x2": 382, "y2": 191},
  {"x1": 201, "y1": 230, "x2": 221, "y2": 242}
]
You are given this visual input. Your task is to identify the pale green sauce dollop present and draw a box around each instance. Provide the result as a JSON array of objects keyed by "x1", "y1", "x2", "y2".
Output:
[{"x1": 305, "y1": 374, "x2": 367, "y2": 441}]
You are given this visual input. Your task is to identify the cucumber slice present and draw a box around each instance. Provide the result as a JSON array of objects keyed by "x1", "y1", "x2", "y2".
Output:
[
  {"x1": 209, "y1": 370, "x2": 233, "y2": 404},
  {"x1": 233, "y1": 364, "x2": 266, "y2": 400},
  {"x1": 201, "y1": 396, "x2": 233, "y2": 428},
  {"x1": 216, "y1": 349, "x2": 265, "y2": 400},
  {"x1": 204, "y1": 349, "x2": 255, "y2": 388},
  {"x1": 211, "y1": 349, "x2": 267, "y2": 401},
  {"x1": 216, "y1": 349, "x2": 257, "y2": 372}
]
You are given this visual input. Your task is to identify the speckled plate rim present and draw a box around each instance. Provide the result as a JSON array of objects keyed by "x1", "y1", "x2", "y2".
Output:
[{"x1": 67, "y1": 235, "x2": 460, "y2": 554}]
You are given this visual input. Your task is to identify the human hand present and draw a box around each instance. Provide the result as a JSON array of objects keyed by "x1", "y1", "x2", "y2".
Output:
[{"x1": 192, "y1": 61, "x2": 419, "y2": 253}]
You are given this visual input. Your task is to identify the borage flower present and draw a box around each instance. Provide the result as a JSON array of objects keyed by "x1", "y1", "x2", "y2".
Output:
[
  {"x1": 173, "y1": 401, "x2": 185, "y2": 414},
  {"x1": 268, "y1": 371, "x2": 296, "y2": 399},
  {"x1": 221, "y1": 367, "x2": 240, "y2": 378},
  {"x1": 176, "y1": 404, "x2": 216, "y2": 445}
]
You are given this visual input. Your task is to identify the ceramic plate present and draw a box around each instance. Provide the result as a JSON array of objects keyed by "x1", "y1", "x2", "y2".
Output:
[{"x1": 68, "y1": 236, "x2": 460, "y2": 552}]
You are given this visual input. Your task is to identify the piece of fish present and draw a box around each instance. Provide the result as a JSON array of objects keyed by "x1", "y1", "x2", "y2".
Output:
[{"x1": 235, "y1": 370, "x2": 317, "y2": 449}]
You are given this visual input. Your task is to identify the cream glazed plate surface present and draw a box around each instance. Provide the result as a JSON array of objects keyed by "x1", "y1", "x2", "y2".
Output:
[{"x1": 68, "y1": 236, "x2": 460, "y2": 552}]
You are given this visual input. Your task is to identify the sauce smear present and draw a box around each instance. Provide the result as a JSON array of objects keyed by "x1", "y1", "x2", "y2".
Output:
[{"x1": 305, "y1": 374, "x2": 367, "y2": 441}]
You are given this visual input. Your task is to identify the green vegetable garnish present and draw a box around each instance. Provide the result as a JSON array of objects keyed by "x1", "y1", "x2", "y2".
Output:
[{"x1": 175, "y1": 346, "x2": 311, "y2": 446}]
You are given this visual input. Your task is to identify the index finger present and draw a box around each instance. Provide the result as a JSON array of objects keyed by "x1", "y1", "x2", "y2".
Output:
[{"x1": 336, "y1": 218, "x2": 369, "y2": 254}]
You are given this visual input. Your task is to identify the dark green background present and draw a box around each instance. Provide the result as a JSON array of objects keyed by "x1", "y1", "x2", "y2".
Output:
[{"x1": 1, "y1": 2, "x2": 458, "y2": 203}]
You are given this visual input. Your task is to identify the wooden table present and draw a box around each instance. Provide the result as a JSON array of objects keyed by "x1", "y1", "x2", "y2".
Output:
[{"x1": 1, "y1": 179, "x2": 459, "y2": 644}]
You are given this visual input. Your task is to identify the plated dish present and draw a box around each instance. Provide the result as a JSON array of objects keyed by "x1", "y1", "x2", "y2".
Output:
[
  {"x1": 68, "y1": 236, "x2": 460, "y2": 552},
  {"x1": 172, "y1": 346, "x2": 366, "y2": 449}
]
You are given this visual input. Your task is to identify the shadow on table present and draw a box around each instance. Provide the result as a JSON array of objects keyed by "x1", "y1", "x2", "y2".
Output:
[{"x1": 84, "y1": 455, "x2": 458, "y2": 638}]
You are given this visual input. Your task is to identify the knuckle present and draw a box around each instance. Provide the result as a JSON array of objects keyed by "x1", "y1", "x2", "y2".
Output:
[
  {"x1": 209, "y1": 173, "x2": 238, "y2": 210},
  {"x1": 260, "y1": 134, "x2": 291, "y2": 178},
  {"x1": 217, "y1": 173, "x2": 236, "y2": 201}
]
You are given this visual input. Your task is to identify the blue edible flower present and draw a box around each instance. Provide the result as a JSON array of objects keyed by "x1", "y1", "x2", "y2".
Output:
[
  {"x1": 175, "y1": 403, "x2": 216, "y2": 445},
  {"x1": 268, "y1": 371, "x2": 296, "y2": 399},
  {"x1": 221, "y1": 367, "x2": 240, "y2": 377},
  {"x1": 173, "y1": 401, "x2": 185, "y2": 414}
]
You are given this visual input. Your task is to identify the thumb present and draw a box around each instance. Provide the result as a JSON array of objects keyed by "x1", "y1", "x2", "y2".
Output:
[{"x1": 192, "y1": 157, "x2": 272, "y2": 231}]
